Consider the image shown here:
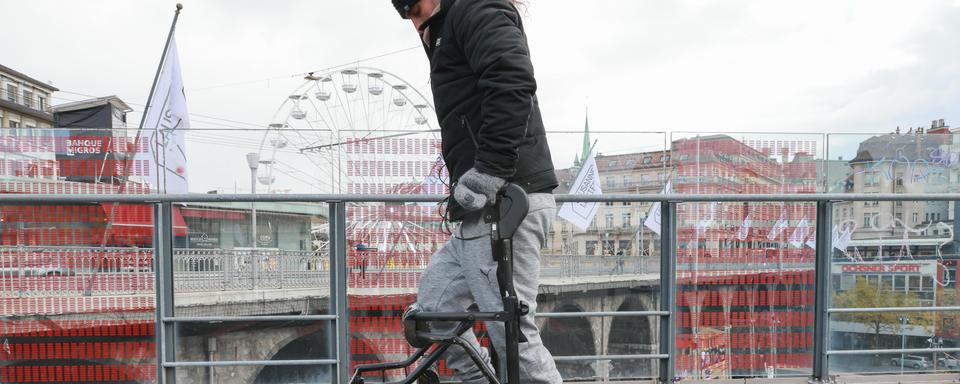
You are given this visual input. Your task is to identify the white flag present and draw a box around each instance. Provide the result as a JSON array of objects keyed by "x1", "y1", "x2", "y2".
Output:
[
  {"x1": 136, "y1": 36, "x2": 190, "y2": 194},
  {"x1": 696, "y1": 202, "x2": 719, "y2": 236},
  {"x1": 789, "y1": 218, "x2": 811, "y2": 248},
  {"x1": 832, "y1": 223, "x2": 854, "y2": 252},
  {"x1": 558, "y1": 148, "x2": 603, "y2": 231},
  {"x1": 418, "y1": 155, "x2": 449, "y2": 206},
  {"x1": 767, "y1": 210, "x2": 788, "y2": 241},
  {"x1": 644, "y1": 180, "x2": 672, "y2": 235},
  {"x1": 736, "y1": 211, "x2": 753, "y2": 241}
]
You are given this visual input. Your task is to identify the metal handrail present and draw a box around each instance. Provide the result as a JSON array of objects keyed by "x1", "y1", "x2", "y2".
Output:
[
  {"x1": 162, "y1": 359, "x2": 338, "y2": 368},
  {"x1": 3, "y1": 192, "x2": 960, "y2": 203},
  {"x1": 162, "y1": 315, "x2": 336, "y2": 322},
  {"x1": 536, "y1": 310, "x2": 670, "y2": 318},
  {"x1": 827, "y1": 348, "x2": 960, "y2": 356},
  {"x1": 828, "y1": 306, "x2": 960, "y2": 314}
]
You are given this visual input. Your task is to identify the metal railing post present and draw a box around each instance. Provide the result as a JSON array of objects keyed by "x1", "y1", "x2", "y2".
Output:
[
  {"x1": 328, "y1": 202, "x2": 350, "y2": 383},
  {"x1": 154, "y1": 203, "x2": 176, "y2": 384},
  {"x1": 812, "y1": 201, "x2": 833, "y2": 382},
  {"x1": 659, "y1": 201, "x2": 677, "y2": 383}
]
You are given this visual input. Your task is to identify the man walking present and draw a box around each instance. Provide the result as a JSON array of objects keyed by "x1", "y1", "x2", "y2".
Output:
[{"x1": 391, "y1": 0, "x2": 563, "y2": 382}]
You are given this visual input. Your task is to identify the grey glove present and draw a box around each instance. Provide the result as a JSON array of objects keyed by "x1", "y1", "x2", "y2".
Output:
[{"x1": 454, "y1": 168, "x2": 506, "y2": 212}]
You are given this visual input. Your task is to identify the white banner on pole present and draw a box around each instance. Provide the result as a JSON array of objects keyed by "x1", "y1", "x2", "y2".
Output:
[
  {"x1": 696, "y1": 202, "x2": 719, "y2": 236},
  {"x1": 789, "y1": 218, "x2": 811, "y2": 248},
  {"x1": 832, "y1": 222, "x2": 854, "y2": 252},
  {"x1": 736, "y1": 211, "x2": 753, "y2": 241},
  {"x1": 558, "y1": 148, "x2": 603, "y2": 231},
  {"x1": 136, "y1": 36, "x2": 190, "y2": 194},
  {"x1": 644, "y1": 180, "x2": 672, "y2": 235},
  {"x1": 767, "y1": 210, "x2": 788, "y2": 241}
]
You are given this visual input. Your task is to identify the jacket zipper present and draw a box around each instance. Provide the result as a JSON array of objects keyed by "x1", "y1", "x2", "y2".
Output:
[{"x1": 461, "y1": 115, "x2": 480, "y2": 151}]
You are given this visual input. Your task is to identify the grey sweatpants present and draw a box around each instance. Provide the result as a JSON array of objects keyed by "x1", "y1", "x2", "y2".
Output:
[{"x1": 417, "y1": 193, "x2": 563, "y2": 384}]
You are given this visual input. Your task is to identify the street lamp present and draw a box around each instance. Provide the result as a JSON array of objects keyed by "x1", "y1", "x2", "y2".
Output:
[
  {"x1": 246, "y1": 153, "x2": 259, "y2": 249},
  {"x1": 899, "y1": 316, "x2": 909, "y2": 376},
  {"x1": 928, "y1": 336, "x2": 943, "y2": 371}
]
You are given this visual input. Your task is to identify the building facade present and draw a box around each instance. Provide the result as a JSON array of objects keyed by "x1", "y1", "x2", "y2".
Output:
[{"x1": 0, "y1": 64, "x2": 58, "y2": 129}]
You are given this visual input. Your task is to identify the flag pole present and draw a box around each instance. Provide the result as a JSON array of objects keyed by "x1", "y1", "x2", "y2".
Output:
[
  {"x1": 137, "y1": 3, "x2": 183, "y2": 192},
  {"x1": 90, "y1": 4, "x2": 184, "y2": 294}
]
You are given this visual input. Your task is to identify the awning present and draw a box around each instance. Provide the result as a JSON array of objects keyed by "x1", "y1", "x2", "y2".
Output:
[
  {"x1": 180, "y1": 207, "x2": 246, "y2": 221},
  {"x1": 100, "y1": 203, "x2": 188, "y2": 238}
]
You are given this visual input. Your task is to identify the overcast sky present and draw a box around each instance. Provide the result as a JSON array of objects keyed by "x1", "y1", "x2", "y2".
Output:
[{"x1": 4, "y1": 0, "x2": 959, "y2": 192}]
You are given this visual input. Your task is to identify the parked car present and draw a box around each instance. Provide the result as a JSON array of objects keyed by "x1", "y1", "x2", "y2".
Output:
[
  {"x1": 938, "y1": 356, "x2": 960, "y2": 369},
  {"x1": 890, "y1": 355, "x2": 932, "y2": 369}
]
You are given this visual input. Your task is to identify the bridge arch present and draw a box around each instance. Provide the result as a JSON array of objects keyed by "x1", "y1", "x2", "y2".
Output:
[
  {"x1": 253, "y1": 329, "x2": 332, "y2": 383},
  {"x1": 541, "y1": 302, "x2": 596, "y2": 381},
  {"x1": 608, "y1": 296, "x2": 655, "y2": 379},
  {"x1": 252, "y1": 330, "x2": 384, "y2": 384}
]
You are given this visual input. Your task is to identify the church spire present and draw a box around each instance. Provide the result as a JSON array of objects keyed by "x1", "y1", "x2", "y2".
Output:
[{"x1": 580, "y1": 107, "x2": 591, "y2": 162}]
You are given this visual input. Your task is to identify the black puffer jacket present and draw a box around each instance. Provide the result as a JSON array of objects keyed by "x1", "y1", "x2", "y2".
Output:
[{"x1": 421, "y1": 0, "x2": 558, "y2": 220}]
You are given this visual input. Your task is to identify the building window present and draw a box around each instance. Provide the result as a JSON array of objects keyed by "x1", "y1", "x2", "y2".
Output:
[
  {"x1": 607, "y1": 177, "x2": 616, "y2": 188},
  {"x1": 643, "y1": 156, "x2": 652, "y2": 164},
  {"x1": 622, "y1": 213, "x2": 631, "y2": 227},
  {"x1": 37, "y1": 95, "x2": 46, "y2": 110},
  {"x1": 913, "y1": 212, "x2": 919, "y2": 224},
  {"x1": 6, "y1": 84, "x2": 16, "y2": 102},
  {"x1": 863, "y1": 215, "x2": 871, "y2": 228},
  {"x1": 605, "y1": 201, "x2": 614, "y2": 206},
  {"x1": 605, "y1": 214, "x2": 614, "y2": 228},
  {"x1": 585, "y1": 241, "x2": 597, "y2": 256},
  {"x1": 623, "y1": 175, "x2": 632, "y2": 187},
  {"x1": 865, "y1": 171, "x2": 879, "y2": 187},
  {"x1": 22, "y1": 90, "x2": 33, "y2": 108},
  {"x1": 622, "y1": 201, "x2": 631, "y2": 206}
]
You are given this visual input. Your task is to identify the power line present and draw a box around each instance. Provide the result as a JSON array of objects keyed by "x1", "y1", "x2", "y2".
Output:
[
  {"x1": 190, "y1": 45, "x2": 422, "y2": 92},
  {"x1": 53, "y1": 44, "x2": 423, "y2": 130},
  {"x1": 55, "y1": 90, "x2": 268, "y2": 129}
]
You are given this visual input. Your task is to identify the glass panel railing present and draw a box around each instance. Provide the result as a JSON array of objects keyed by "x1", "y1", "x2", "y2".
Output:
[
  {"x1": 669, "y1": 132, "x2": 824, "y2": 380},
  {"x1": 543, "y1": 131, "x2": 667, "y2": 382},
  {"x1": 6, "y1": 123, "x2": 960, "y2": 383},
  {"x1": 826, "y1": 131, "x2": 960, "y2": 376},
  {"x1": 1, "y1": 128, "x2": 157, "y2": 383}
]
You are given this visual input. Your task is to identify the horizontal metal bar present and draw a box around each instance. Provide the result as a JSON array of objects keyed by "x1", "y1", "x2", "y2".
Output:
[
  {"x1": 5, "y1": 193, "x2": 960, "y2": 204},
  {"x1": 414, "y1": 311, "x2": 503, "y2": 321},
  {"x1": 828, "y1": 306, "x2": 960, "y2": 314},
  {"x1": 163, "y1": 315, "x2": 336, "y2": 322},
  {"x1": 553, "y1": 354, "x2": 668, "y2": 361},
  {"x1": 163, "y1": 359, "x2": 337, "y2": 368},
  {"x1": 536, "y1": 311, "x2": 670, "y2": 318},
  {"x1": 827, "y1": 347, "x2": 960, "y2": 356}
]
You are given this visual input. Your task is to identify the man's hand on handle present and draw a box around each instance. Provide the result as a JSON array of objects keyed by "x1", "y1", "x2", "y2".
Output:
[{"x1": 454, "y1": 168, "x2": 506, "y2": 211}]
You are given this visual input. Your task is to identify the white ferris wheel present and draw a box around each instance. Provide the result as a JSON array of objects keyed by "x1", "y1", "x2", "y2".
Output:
[{"x1": 258, "y1": 66, "x2": 448, "y2": 269}]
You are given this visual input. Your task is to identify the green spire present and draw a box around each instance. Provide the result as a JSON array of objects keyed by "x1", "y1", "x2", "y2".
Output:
[
  {"x1": 580, "y1": 108, "x2": 591, "y2": 161},
  {"x1": 574, "y1": 153, "x2": 581, "y2": 167}
]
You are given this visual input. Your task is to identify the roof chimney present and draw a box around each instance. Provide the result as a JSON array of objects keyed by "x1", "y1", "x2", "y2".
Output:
[{"x1": 939, "y1": 118, "x2": 946, "y2": 128}]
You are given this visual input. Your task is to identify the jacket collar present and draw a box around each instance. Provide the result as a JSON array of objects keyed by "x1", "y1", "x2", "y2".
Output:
[{"x1": 419, "y1": 0, "x2": 456, "y2": 47}]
